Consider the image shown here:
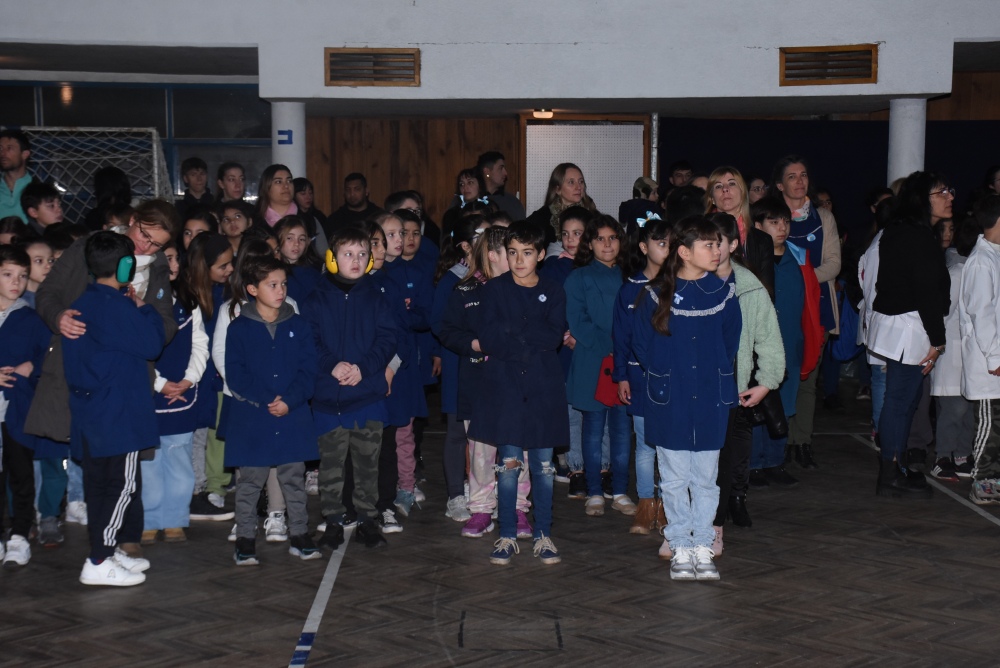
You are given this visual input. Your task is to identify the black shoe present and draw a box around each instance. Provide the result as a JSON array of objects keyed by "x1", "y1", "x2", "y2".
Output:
[
  {"x1": 568, "y1": 472, "x2": 587, "y2": 499},
  {"x1": 256, "y1": 487, "x2": 269, "y2": 518},
  {"x1": 189, "y1": 492, "x2": 235, "y2": 521},
  {"x1": 601, "y1": 471, "x2": 613, "y2": 499},
  {"x1": 796, "y1": 444, "x2": 819, "y2": 470},
  {"x1": 784, "y1": 444, "x2": 793, "y2": 465},
  {"x1": 288, "y1": 534, "x2": 322, "y2": 560},
  {"x1": 354, "y1": 519, "x2": 387, "y2": 549},
  {"x1": 749, "y1": 469, "x2": 769, "y2": 488},
  {"x1": 763, "y1": 466, "x2": 799, "y2": 487},
  {"x1": 728, "y1": 495, "x2": 752, "y2": 528},
  {"x1": 317, "y1": 524, "x2": 345, "y2": 550},
  {"x1": 929, "y1": 457, "x2": 959, "y2": 482},
  {"x1": 876, "y1": 460, "x2": 932, "y2": 499},
  {"x1": 906, "y1": 448, "x2": 927, "y2": 471},
  {"x1": 823, "y1": 394, "x2": 844, "y2": 411},
  {"x1": 234, "y1": 537, "x2": 258, "y2": 566},
  {"x1": 340, "y1": 509, "x2": 358, "y2": 529}
]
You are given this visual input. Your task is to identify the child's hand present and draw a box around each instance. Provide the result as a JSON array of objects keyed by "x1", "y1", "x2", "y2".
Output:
[
  {"x1": 564, "y1": 331, "x2": 577, "y2": 350},
  {"x1": 127, "y1": 285, "x2": 146, "y2": 308},
  {"x1": 618, "y1": 380, "x2": 631, "y2": 405},
  {"x1": 332, "y1": 361, "x2": 352, "y2": 381},
  {"x1": 471, "y1": 339, "x2": 481, "y2": 353},
  {"x1": 404, "y1": 297, "x2": 412, "y2": 309},
  {"x1": 58, "y1": 309, "x2": 86, "y2": 339},
  {"x1": 161, "y1": 380, "x2": 193, "y2": 404},
  {"x1": 12, "y1": 361, "x2": 33, "y2": 378},
  {"x1": 268, "y1": 396, "x2": 289, "y2": 417},
  {"x1": 0, "y1": 366, "x2": 16, "y2": 388},
  {"x1": 432, "y1": 356, "x2": 442, "y2": 377},
  {"x1": 340, "y1": 364, "x2": 362, "y2": 386},
  {"x1": 385, "y1": 367, "x2": 395, "y2": 395},
  {"x1": 739, "y1": 386, "x2": 770, "y2": 408}
]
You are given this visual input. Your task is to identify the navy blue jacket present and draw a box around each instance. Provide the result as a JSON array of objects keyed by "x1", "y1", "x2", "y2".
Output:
[
  {"x1": 389, "y1": 256, "x2": 438, "y2": 386},
  {"x1": 285, "y1": 263, "x2": 322, "y2": 306},
  {"x1": 302, "y1": 274, "x2": 396, "y2": 415},
  {"x1": 154, "y1": 300, "x2": 201, "y2": 436},
  {"x1": 224, "y1": 304, "x2": 318, "y2": 466},
  {"x1": 539, "y1": 256, "x2": 576, "y2": 380},
  {"x1": 0, "y1": 302, "x2": 51, "y2": 448},
  {"x1": 431, "y1": 267, "x2": 463, "y2": 415},
  {"x1": 612, "y1": 272, "x2": 651, "y2": 417},
  {"x1": 437, "y1": 276, "x2": 487, "y2": 421},
  {"x1": 63, "y1": 284, "x2": 165, "y2": 458},
  {"x1": 467, "y1": 273, "x2": 570, "y2": 450},
  {"x1": 633, "y1": 273, "x2": 741, "y2": 452},
  {"x1": 371, "y1": 267, "x2": 426, "y2": 426}
]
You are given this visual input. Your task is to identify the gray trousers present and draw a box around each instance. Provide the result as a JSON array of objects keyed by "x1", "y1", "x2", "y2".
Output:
[
  {"x1": 235, "y1": 462, "x2": 307, "y2": 539},
  {"x1": 192, "y1": 427, "x2": 208, "y2": 494},
  {"x1": 935, "y1": 395, "x2": 975, "y2": 459}
]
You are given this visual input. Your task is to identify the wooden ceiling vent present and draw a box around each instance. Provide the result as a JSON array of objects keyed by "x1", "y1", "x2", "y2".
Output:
[
  {"x1": 779, "y1": 44, "x2": 878, "y2": 86},
  {"x1": 325, "y1": 48, "x2": 420, "y2": 87}
]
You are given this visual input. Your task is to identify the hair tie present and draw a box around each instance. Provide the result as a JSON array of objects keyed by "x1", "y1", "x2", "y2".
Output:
[{"x1": 636, "y1": 211, "x2": 662, "y2": 228}]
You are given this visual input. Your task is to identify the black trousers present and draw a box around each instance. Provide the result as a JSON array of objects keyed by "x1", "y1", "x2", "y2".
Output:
[
  {"x1": 442, "y1": 413, "x2": 467, "y2": 499},
  {"x1": 0, "y1": 423, "x2": 36, "y2": 539},
  {"x1": 714, "y1": 407, "x2": 753, "y2": 526},
  {"x1": 81, "y1": 438, "x2": 143, "y2": 561}
]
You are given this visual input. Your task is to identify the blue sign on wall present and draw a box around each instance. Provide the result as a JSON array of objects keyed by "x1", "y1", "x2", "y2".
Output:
[{"x1": 277, "y1": 129, "x2": 293, "y2": 145}]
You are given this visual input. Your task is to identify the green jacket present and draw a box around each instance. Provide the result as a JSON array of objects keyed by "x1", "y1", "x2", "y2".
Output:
[{"x1": 732, "y1": 263, "x2": 785, "y2": 392}]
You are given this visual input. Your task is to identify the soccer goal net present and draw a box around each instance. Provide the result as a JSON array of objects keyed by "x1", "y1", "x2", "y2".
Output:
[{"x1": 21, "y1": 127, "x2": 173, "y2": 224}]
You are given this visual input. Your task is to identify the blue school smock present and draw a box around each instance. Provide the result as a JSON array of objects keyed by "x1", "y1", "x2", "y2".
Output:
[
  {"x1": 431, "y1": 266, "x2": 465, "y2": 415},
  {"x1": 612, "y1": 272, "x2": 651, "y2": 418},
  {"x1": 285, "y1": 263, "x2": 321, "y2": 305},
  {"x1": 539, "y1": 256, "x2": 576, "y2": 379},
  {"x1": 632, "y1": 272, "x2": 741, "y2": 452},
  {"x1": 437, "y1": 275, "x2": 487, "y2": 422},
  {"x1": 467, "y1": 272, "x2": 570, "y2": 450},
  {"x1": 0, "y1": 301, "x2": 51, "y2": 449},
  {"x1": 224, "y1": 304, "x2": 318, "y2": 467},
  {"x1": 63, "y1": 284, "x2": 165, "y2": 459},
  {"x1": 154, "y1": 300, "x2": 201, "y2": 437},
  {"x1": 370, "y1": 267, "x2": 426, "y2": 427},
  {"x1": 774, "y1": 247, "x2": 805, "y2": 415},
  {"x1": 195, "y1": 282, "x2": 227, "y2": 430},
  {"x1": 397, "y1": 256, "x2": 439, "y2": 386},
  {"x1": 788, "y1": 205, "x2": 835, "y2": 330},
  {"x1": 301, "y1": 273, "x2": 396, "y2": 415},
  {"x1": 564, "y1": 260, "x2": 624, "y2": 412}
]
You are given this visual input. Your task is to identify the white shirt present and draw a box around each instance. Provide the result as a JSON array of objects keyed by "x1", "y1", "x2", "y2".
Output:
[
  {"x1": 858, "y1": 231, "x2": 886, "y2": 367},
  {"x1": 959, "y1": 235, "x2": 1000, "y2": 400}
]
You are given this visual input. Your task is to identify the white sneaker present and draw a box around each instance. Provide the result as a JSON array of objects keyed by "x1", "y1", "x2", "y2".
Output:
[
  {"x1": 65, "y1": 500, "x2": 88, "y2": 526},
  {"x1": 317, "y1": 521, "x2": 327, "y2": 532},
  {"x1": 669, "y1": 546, "x2": 696, "y2": 581},
  {"x1": 377, "y1": 509, "x2": 403, "y2": 534},
  {"x1": 413, "y1": 485, "x2": 427, "y2": 503},
  {"x1": 3, "y1": 534, "x2": 31, "y2": 568},
  {"x1": 207, "y1": 492, "x2": 226, "y2": 509},
  {"x1": 264, "y1": 511, "x2": 289, "y2": 543},
  {"x1": 114, "y1": 547, "x2": 150, "y2": 573},
  {"x1": 305, "y1": 470, "x2": 319, "y2": 496},
  {"x1": 0, "y1": 539, "x2": 5, "y2": 561},
  {"x1": 692, "y1": 545, "x2": 720, "y2": 581},
  {"x1": 585, "y1": 495, "x2": 605, "y2": 517},
  {"x1": 445, "y1": 496, "x2": 472, "y2": 522},
  {"x1": 80, "y1": 557, "x2": 146, "y2": 586},
  {"x1": 228, "y1": 522, "x2": 237, "y2": 543}
]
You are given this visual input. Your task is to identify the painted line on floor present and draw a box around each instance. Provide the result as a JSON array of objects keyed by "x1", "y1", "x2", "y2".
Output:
[
  {"x1": 849, "y1": 433, "x2": 1000, "y2": 529},
  {"x1": 289, "y1": 526, "x2": 354, "y2": 667}
]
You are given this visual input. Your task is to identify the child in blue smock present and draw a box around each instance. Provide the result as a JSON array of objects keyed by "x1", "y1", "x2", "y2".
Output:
[
  {"x1": 632, "y1": 217, "x2": 741, "y2": 582},
  {"x1": 226, "y1": 256, "x2": 320, "y2": 565}
]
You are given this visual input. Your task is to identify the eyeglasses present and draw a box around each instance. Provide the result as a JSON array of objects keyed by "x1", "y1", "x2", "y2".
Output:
[
  {"x1": 930, "y1": 187, "x2": 956, "y2": 198},
  {"x1": 750, "y1": 185, "x2": 768, "y2": 193},
  {"x1": 406, "y1": 207, "x2": 423, "y2": 218},
  {"x1": 137, "y1": 222, "x2": 165, "y2": 250}
]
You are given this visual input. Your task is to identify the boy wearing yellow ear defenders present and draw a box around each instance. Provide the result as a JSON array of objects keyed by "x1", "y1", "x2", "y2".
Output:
[{"x1": 303, "y1": 227, "x2": 398, "y2": 549}]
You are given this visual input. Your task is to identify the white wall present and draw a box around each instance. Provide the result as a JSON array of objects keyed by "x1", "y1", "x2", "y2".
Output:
[{"x1": 2, "y1": 0, "x2": 999, "y2": 108}]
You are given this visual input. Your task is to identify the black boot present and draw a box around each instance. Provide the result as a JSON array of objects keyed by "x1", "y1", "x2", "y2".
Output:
[
  {"x1": 876, "y1": 459, "x2": 932, "y2": 499},
  {"x1": 785, "y1": 444, "x2": 794, "y2": 465},
  {"x1": 354, "y1": 519, "x2": 387, "y2": 549},
  {"x1": 728, "y1": 495, "x2": 752, "y2": 528},
  {"x1": 763, "y1": 465, "x2": 799, "y2": 487},
  {"x1": 317, "y1": 523, "x2": 345, "y2": 550},
  {"x1": 797, "y1": 444, "x2": 818, "y2": 470}
]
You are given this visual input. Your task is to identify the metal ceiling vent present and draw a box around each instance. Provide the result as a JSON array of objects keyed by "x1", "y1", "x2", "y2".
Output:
[
  {"x1": 325, "y1": 48, "x2": 420, "y2": 87},
  {"x1": 779, "y1": 44, "x2": 877, "y2": 86}
]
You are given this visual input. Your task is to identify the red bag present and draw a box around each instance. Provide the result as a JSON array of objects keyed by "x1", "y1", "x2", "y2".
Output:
[{"x1": 595, "y1": 354, "x2": 623, "y2": 407}]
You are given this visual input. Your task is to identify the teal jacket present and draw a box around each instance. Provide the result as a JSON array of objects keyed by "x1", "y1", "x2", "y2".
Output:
[
  {"x1": 732, "y1": 263, "x2": 785, "y2": 392},
  {"x1": 565, "y1": 260, "x2": 623, "y2": 412}
]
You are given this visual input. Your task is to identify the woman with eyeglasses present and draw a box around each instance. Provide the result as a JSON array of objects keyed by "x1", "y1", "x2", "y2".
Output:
[
  {"x1": 747, "y1": 177, "x2": 768, "y2": 204},
  {"x1": 866, "y1": 171, "x2": 952, "y2": 499}
]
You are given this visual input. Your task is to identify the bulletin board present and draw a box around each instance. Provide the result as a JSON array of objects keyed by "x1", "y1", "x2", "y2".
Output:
[{"x1": 524, "y1": 121, "x2": 648, "y2": 216}]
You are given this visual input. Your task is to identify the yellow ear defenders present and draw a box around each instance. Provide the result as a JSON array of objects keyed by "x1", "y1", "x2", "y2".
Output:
[{"x1": 326, "y1": 248, "x2": 374, "y2": 275}]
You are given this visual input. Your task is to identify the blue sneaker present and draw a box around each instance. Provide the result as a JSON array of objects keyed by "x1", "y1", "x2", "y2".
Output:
[
  {"x1": 532, "y1": 535, "x2": 561, "y2": 565},
  {"x1": 394, "y1": 489, "x2": 415, "y2": 517},
  {"x1": 489, "y1": 537, "x2": 519, "y2": 565}
]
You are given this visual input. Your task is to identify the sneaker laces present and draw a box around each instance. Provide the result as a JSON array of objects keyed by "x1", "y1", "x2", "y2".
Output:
[
  {"x1": 493, "y1": 537, "x2": 519, "y2": 555},
  {"x1": 533, "y1": 535, "x2": 557, "y2": 557},
  {"x1": 691, "y1": 545, "x2": 715, "y2": 563},
  {"x1": 381, "y1": 509, "x2": 398, "y2": 524}
]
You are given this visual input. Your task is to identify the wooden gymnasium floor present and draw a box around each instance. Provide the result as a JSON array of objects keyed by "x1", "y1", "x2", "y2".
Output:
[{"x1": 3, "y1": 379, "x2": 1000, "y2": 667}]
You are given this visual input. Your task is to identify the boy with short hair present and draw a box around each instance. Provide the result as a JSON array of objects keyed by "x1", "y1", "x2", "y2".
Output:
[
  {"x1": 176, "y1": 157, "x2": 212, "y2": 220},
  {"x1": 468, "y1": 221, "x2": 570, "y2": 565},
  {"x1": 303, "y1": 227, "x2": 397, "y2": 549},
  {"x1": 20, "y1": 181, "x2": 64, "y2": 237},
  {"x1": 226, "y1": 256, "x2": 321, "y2": 565},
  {"x1": 0, "y1": 246, "x2": 51, "y2": 567},
  {"x1": 63, "y1": 231, "x2": 165, "y2": 586},
  {"x1": 960, "y1": 194, "x2": 1000, "y2": 505}
]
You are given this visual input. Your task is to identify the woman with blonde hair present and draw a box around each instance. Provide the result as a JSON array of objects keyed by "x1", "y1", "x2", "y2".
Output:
[
  {"x1": 706, "y1": 166, "x2": 775, "y2": 295},
  {"x1": 526, "y1": 163, "x2": 599, "y2": 245}
]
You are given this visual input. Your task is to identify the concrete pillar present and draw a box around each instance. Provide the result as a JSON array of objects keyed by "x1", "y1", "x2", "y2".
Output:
[
  {"x1": 271, "y1": 101, "x2": 307, "y2": 179},
  {"x1": 887, "y1": 98, "x2": 926, "y2": 185}
]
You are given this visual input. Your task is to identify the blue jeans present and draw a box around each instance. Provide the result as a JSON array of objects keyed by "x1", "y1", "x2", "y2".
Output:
[
  {"x1": 878, "y1": 359, "x2": 925, "y2": 462},
  {"x1": 67, "y1": 456, "x2": 84, "y2": 503},
  {"x1": 35, "y1": 458, "x2": 68, "y2": 518},
  {"x1": 496, "y1": 445, "x2": 554, "y2": 540},
  {"x1": 141, "y1": 432, "x2": 196, "y2": 530},
  {"x1": 582, "y1": 405, "x2": 630, "y2": 497},
  {"x1": 870, "y1": 363, "x2": 887, "y2": 430},
  {"x1": 750, "y1": 424, "x2": 787, "y2": 470},
  {"x1": 657, "y1": 447, "x2": 719, "y2": 549},
  {"x1": 567, "y1": 404, "x2": 610, "y2": 472},
  {"x1": 633, "y1": 416, "x2": 657, "y2": 499}
]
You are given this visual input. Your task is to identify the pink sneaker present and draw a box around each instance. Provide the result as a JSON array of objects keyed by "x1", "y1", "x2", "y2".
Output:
[
  {"x1": 461, "y1": 513, "x2": 495, "y2": 538},
  {"x1": 516, "y1": 510, "x2": 533, "y2": 539}
]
